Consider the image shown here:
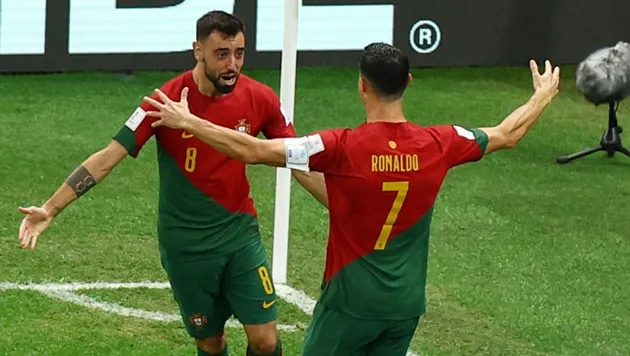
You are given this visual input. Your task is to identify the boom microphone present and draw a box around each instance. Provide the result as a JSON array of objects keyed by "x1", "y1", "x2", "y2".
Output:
[{"x1": 575, "y1": 41, "x2": 630, "y2": 105}]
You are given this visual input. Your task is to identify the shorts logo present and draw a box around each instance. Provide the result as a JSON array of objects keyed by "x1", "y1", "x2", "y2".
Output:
[
  {"x1": 262, "y1": 300, "x2": 276, "y2": 309},
  {"x1": 235, "y1": 119, "x2": 251, "y2": 134},
  {"x1": 188, "y1": 313, "x2": 207, "y2": 328}
]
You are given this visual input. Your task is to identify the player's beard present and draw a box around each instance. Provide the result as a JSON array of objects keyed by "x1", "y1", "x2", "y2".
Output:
[{"x1": 205, "y1": 67, "x2": 239, "y2": 95}]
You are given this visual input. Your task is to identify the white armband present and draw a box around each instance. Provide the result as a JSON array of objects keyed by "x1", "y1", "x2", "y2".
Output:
[
  {"x1": 283, "y1": 134, "x2": 325, "y2": 172},
  {"x1": 284, "y1": 137, "x2": 310, "y2": 171}
]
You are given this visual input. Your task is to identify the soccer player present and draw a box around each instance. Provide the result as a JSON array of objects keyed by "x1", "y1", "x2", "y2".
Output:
[
  {"x1": 140, "y1": 43, "x2": 560, "y2": 355},
  {"x1": 16, "y1": 10, "x2": 327, "y2": 356}
]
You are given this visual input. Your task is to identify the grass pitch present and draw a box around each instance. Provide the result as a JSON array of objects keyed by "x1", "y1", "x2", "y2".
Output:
[{"x1": 1, "y1": 65, "x2": 628, "y2": 356}]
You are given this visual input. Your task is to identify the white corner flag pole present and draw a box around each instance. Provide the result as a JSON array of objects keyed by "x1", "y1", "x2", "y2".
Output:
[{"x1": 272, "y1": 0, "x2": 299, "y2": 285}]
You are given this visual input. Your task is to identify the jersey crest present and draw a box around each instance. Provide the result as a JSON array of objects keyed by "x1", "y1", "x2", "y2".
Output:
[{"x1": 235, "y1": 119, "x2": 251, "y2": 134}]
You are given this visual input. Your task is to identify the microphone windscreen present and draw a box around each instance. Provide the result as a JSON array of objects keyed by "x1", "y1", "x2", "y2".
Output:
[{"x1": 576, "y1": 41, "x2": 630, "y2": 105}]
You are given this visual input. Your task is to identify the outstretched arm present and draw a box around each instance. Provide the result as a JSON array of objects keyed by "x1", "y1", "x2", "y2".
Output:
[
  {"x1": 172, "y1": 110, "x2": 334, "y2": 206},
  {"x1": 18, "y1": 140, "x2": 128, "y2": 249},
  {"x1": 430, "y1": 60, "x2": 562, "y2": 169},
  {"x1": 479, "y1": 59, "x2": 560, "y2": 154},
  {"x1": 41, "y1": 140, "x2": 128, "y2": 216},
  {"x1": 176, "y1": 112, "x2": 330, "y2": 206},
  {"x1": 188, "y1": 114, "x2": 289, "y2": 166}
]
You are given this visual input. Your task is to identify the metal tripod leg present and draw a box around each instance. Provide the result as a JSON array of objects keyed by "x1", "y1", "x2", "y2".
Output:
[
  {"x1": 556, "y1": 145, "x2": 604, "y2": 164},
  {"x1": 618, "y1": 145, "x2": 630, "y2": 157}
]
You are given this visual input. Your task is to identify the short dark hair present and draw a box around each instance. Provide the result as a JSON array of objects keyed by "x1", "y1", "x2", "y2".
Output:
[
  {"x1": 196, "y1": 10, "x2": 245, "y2": 41},
  {"x1": 359, "y1": 42, "x2": 410, "y2": 100}
]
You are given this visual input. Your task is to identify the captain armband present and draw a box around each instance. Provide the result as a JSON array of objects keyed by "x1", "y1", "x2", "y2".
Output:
[
  {"x1": 65, "y1": 165, "x2": 97, "y2": 197},
  {"x1": 283, "y1": 134, "x2": 325, "y2": 172}
]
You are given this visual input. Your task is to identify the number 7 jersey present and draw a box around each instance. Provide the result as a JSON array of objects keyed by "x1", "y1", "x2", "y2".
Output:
[{"x1": 301, "y1": 121, "x2": 488, "y2": 320}]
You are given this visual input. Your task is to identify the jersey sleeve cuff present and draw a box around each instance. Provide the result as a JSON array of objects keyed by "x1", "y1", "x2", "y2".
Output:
[
  {"x1": 112, "y1": 127, "x2": 139, "y2": 158},
  {"x1": 470, "y1": 128, "x2": 489, "y2": 157}
]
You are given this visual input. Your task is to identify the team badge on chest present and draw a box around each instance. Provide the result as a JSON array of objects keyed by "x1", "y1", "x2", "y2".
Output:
[{"x1": 235, "y1": 119, "x2": 251, "y2": 134}]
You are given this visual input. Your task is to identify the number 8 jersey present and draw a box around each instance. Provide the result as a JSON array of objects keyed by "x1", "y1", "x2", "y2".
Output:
[
  {"x1": 113, "y1": 71, "x2": 296, "y2": 262},
  {"x1": 295, "y1": 121, "x2": 488, "y2": 320}
]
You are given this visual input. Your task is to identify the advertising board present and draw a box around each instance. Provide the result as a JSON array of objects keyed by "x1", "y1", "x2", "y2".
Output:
[{"x1": 0, "y1": 0, "x2": 628, "y2": 73}]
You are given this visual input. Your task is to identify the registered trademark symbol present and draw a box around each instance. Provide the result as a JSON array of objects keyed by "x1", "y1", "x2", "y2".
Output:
[{"x1": 409, "y1": 19, "x2": 441, "y2": 54}]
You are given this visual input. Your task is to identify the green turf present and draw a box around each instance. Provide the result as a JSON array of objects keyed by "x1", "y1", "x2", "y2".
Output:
[{"x1": 1, "y1": 65, "x2": 629, "y2": 356}]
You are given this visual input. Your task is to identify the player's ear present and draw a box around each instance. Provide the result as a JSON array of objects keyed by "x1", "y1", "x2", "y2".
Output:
[
  {"x1": 359, "y1": 76, "x2": 368, "y2": 95},
  {"x1": 407, "y1": 73, "x2": 413, "y2": 87},
  {"x1": 193, "y1": 41, "x2": 203, "y2": 62}
]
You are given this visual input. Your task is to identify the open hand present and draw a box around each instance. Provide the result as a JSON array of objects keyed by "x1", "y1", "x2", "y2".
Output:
[
  {"x1": 143, "y1": 87, "x2": 192, "y2": 130},
  {"x1": 530, "y1": 59, "x2": 560, "y2": 99},
  {"x1": 17, "y1": 206, "x2": 53, "y2": 249}
]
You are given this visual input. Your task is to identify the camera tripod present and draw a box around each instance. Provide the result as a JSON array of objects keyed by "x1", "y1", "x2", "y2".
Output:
[{"x1": 556, "y1": 101, "x2": 630, "y2": 164}]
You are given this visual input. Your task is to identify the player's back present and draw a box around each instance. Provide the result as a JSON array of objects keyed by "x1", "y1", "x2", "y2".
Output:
[{"x1": 311, "y1": 121, "x2": 486, "y2": 320}]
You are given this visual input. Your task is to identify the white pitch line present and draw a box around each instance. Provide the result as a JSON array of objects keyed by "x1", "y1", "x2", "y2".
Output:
[
  {"x1": 0, "y1": 281, "x2": 300, "y2": 332},
  {"x1": 0, "y1": 281, "x2": 171, "y2": 291},
  {"x1": 275, "y1": 284, "x2": 419, "y2": 356},
  {"x1": 275, "y1": 283, "x2": 317, "y2": 315},
  {"x1": 41, "y1": 288, "x2": 181, "y2": 322}
]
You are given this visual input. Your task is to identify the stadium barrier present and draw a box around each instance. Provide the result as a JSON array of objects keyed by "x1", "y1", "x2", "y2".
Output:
[{"x1": 0, "y1": 0, "x2": 628, "y2": 73}]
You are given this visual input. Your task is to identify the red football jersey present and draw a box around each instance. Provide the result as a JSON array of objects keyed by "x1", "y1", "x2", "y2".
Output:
[
  {"x1": 114, "y1": 71, "x2": 296, "y2": 258},
  {"x1": 289, "y1": 121, "x2": 488, "y2": 319},
  {"x1": 121, "y1": 70, "x2": 295, "y2": 216}
]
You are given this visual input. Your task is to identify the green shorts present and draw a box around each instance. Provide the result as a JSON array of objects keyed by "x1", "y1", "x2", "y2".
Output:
[
  {"x1": 160, "y1": 239, "x2": 278, "y2": 339},
  {"x1": 303, "y1": 302, "x2": 420, "y2": 356}
]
